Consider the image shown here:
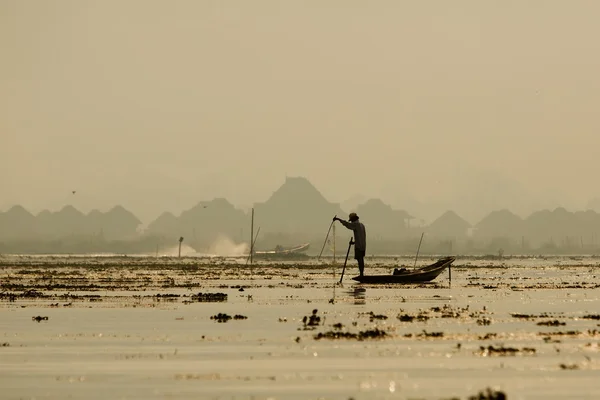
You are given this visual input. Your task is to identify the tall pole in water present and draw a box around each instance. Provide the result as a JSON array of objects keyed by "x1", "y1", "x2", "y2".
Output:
[
  {"x1": 332, "y1": 222, "x2": 336, "y2": 264},
  {"x1": 250, "y1": 208, "x2": 254, "y2": 265}
]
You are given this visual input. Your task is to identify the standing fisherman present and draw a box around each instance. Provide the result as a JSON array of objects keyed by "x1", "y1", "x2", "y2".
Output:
[{"x1": 333, "y1": 213, "x2": 367, "y2": 276}]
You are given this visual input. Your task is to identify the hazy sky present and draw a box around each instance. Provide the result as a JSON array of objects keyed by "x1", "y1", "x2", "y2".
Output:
[{"x1": 2, "y1": 1, "x2": 599, "y2": 224}]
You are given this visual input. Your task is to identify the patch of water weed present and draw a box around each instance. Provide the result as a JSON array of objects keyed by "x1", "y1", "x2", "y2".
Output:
[
  {"x1": 417, "y1": 330, "x2": 444, "y2": 338},
  {"x1": 479, "y1": 333, "x2": 497, "y2": 340},
  {"x1": 154, "y1": 293, "x2": 180, "y2": 302},
  {"x1": 476, "y1": 345, "x2": 536, "y2": 356},
  {"x1": 467, "y1": 387, "x2": 507, "y2": 400},
  {"x1": 300, "y1": 309, "x2": 321, "y2": 330},
  {"x1": 360, "y1": 311, "x2": 387, "y2": 322},
  {"x1": 477, "y1": 317, "x2": 492, "y2": 326},
  {"x1": 582, "y1": 314, "x2": 600, "y2": 320},
  {"x1": 210, "y1": 313, "x2": 247, "y2": 323},
  {"x1": 537, "y1": 330, "x2": 581, "y2": 337},
  {"x1": 510, "y1": 313, "x2": 550, "y2": 319},
  {"x1": 537, "y1": 320, "x2": 566, "y2": 326},
  {"x1": 1, "y1": 343, "x2": 10, "y2": 347},
  {"x1": 397, "y1": 313, "x2": 429, "y2": 322},
  {"x1": 314, "y1": 328, "x2": 387, "y2": 341},
  {"x1": 32, "y1": 316, "x2": 48, "y2": 322},
  {"x1": 191, "y1": 292, "x2": 227, "y2": 302},
  {"x1": 559, "y1": 363, "x2": 580, "y2": 370}
]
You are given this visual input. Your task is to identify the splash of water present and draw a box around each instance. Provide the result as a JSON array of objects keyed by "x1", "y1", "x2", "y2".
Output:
[
  {"x1": 159, "y1": 243, "x2": 199, "y2": 257},
  {"x1": 207, "y1": 235, "x2": 249, "y2": 257}
]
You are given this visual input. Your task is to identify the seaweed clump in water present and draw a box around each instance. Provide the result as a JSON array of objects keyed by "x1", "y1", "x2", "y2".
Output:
[
  {"x1": 210, "y1": 313, "x2": 247, "y2": 322},
  {"x1": 300, "y1": 309, "x2": 321, "y2": 330},
  {"x1": 476, "y1": 345, "x2": 536, "y2": 356},
  {"x1": 192, "y1": 292, "x2": 227, "y2": 302},
  {"x1": 314, "y1": 328, "x2": 387, "y2": 341},
  {"x1": 537, "y1": 320, "x2": 565, "y2": 326},
  {"x1": 467, "y1": 387, "x2": 507, "y2": 400}
]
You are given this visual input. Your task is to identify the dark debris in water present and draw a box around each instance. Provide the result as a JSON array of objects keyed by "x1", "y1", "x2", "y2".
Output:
[
  {"x1": 397, "y1": 313, "x2": 429, "y2": 322},
  {"x1": 537, "y1": 320, "x2": 566, "y2": 326},
  {"x1": 476, "y1": 345, "x2": 536, "y2": 357},
  {"x1": 192, "y1": 292, "x2": 227, "y2": 302},
  {"x1": 32, "y1": 316, "x2": 49, "y2": 322},
  {"x1": 510, "y1": 313, "x2": 550, "y2": 319},
  {"x1": 582, "y1": 314, "x2": 600, "y2": 320},
  {"x1": 467, "y1": 387, "x2": 507, "y2": 400},
  {"x1": 559, "y1": 363, "x2": 580, "y2": 370},
  {"x1": 314, "y1": 328, "x2": 387, "y2": 341},
  {"x1": 210, "y1": 313, "x2": 247, "y2": 323},
  {"x1": 300, "y1": 309, "x2": 321, "y2": 330}
]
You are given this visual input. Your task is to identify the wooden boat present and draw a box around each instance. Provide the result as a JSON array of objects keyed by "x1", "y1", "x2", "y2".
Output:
[
  {"x1": 254, "y1": 243, "x2": 310, "y2": 255},
  {"x1": 351, "y1": 256, "x2": 455, "y2": 284}
]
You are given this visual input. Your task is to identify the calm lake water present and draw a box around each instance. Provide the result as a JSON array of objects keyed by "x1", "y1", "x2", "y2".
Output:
[{"x1": 1, "y1": 255, "x2": 599, "y2": 399}]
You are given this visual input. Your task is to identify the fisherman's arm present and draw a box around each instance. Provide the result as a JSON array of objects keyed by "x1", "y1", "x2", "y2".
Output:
[{"x1": 333, "y1": 217, "x2": 354, "y2": 230}]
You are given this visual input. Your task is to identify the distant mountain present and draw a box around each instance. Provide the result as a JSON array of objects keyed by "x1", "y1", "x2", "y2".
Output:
[
  {"x1": 474, "y1": 209, "x2": 524, "y2": 239},
  {"x1": 354, "y1": 198, "x2": 412, "y2": 240},
  {"x1": 0, "y1": 205, "x2": 142, "y2": 241},
  {"x1": 253, "y1": 176, "x2": 345, "y2": 235},
  {"x1": 341, "y1": 194, "x2": 368, "y2": 214},
  {"x1": 427, "y1": 210, "x2": 471, "y2": 239},
  {"x1": 0, "y1": 205, "x2": 36, "y2": 239}
]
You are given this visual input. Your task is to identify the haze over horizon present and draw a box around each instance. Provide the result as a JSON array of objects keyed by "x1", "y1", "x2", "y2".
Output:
[{"x1": 2, "y1": 1, "x2": 599, "y2": 225}]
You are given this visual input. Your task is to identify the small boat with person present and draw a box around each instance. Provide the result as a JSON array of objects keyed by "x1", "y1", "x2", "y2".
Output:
[{"x1": 351, "y1": 256, "x2": 455, "y2": 284}]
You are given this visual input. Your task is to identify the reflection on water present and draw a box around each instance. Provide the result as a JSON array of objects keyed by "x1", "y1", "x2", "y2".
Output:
[{"x1": 347, "y1": 287, "x2": 366, "y2": 305}]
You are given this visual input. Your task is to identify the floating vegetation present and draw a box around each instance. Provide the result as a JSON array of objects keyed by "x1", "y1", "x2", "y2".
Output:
[
  {"x1": 192, "y1": 292, "x2": 227, "y2": 302},
  {"x1": 32, "y1": 316, "x2": 48, "y2": 322},
  {"x1": 559, "y1": 363, "x2": 580, "y2": 370},
  {"x1": 582, "y1": 314, "x2": 600, "y2": 320},
  {"x1": 476, "y1": 345, "x2": 536, "y2": 357},
  {"x1": 1, "y1": 343, "x2": 10, "y2": 347},
  {"x1": 367, "y1": 311, "x2": 387, "y2": 321},
  {"x1": 479, "y1": 333, "x2": 497, "y2": 340},
  {"x1": 477, "y1": 317, "x2": 492, "y2": 326},
  {"x1": 300, "y1": 309, "x2": 321, "y2": 330},
  {"x1": 210, "y1": 313, "x2": 247, "y2": 323},
  {"x1": 537, "y1": 320, "x2": 566, "y2": 326},
  {"x1": 211, "y1": 313, "x2": 231, "y2": 323},
  {"x1": 417, "y1": 330, "x2": 444, "y2": 338},
  {"x1": 467, "y1": 387, "x2": 507, "y2": 400},
  {"x1": 510, "y1": 313, "x2": 550, "y2": 319},
  {"x1": 314, "y1": 328, "x2": 387, "y2": 341},
  {"x1": 397, "y1": 313, "x2": 429, "y2": 322}
]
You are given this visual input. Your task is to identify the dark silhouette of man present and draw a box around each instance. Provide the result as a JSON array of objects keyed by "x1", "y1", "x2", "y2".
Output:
[{"x1": 334, "y1": 213, "x2": 367, "y2": 276}]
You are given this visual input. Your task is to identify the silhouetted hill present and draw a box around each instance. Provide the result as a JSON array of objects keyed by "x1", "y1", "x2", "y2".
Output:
[
  {"x1": 0, "y1": 205, "x2": 35, "y2": 239},
  {"x1": 474, "y1": 209, "x2": 524, "y2": 239},
  {"x1": 253, "y1": 176, "x2": 345, "y2": 235},
  {"x1": 0, "y1": 205, "x2": 141, "y2": 241},
  {"x1": 353, "y1": 199, "x2": 411, "y2": 240},
  {"x1": 427, "y1": 210, "x2": 471, "y2": 239}
]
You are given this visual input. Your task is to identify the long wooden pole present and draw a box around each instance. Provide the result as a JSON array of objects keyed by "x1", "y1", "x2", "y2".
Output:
[
  {"x1": 332, "y1": 222, "x2": 336, "y2": 264},
  {"x1": 318, "y1": 216, "x2": 336, "y2": 261},
  {"x1": 413, "y1": 232, "x2": 424, "y2": 269},
  {"x1": 250, "y1": 208, "x2": 254, "y2": 265},
  {"x1": 339, "y1": 238, "x2": 354, "y2": 284}
]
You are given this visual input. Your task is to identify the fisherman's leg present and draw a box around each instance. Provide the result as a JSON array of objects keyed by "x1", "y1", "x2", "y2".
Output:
[{"x1": 357, "y1": 256, "x2": 365, "y2": 276}]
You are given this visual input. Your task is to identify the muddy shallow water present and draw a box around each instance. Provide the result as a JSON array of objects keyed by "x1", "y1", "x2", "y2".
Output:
[{"x1": 1, "y1": 255, "x2": 599, "y2": 400}]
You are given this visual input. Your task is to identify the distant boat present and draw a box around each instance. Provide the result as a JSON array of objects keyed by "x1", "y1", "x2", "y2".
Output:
[
  {"x1": 254, "y1": 243, "x2": 310, "y2": 255},
  {"x1": 352, "y1": 256, "x2": 455, "y2": 284}
]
